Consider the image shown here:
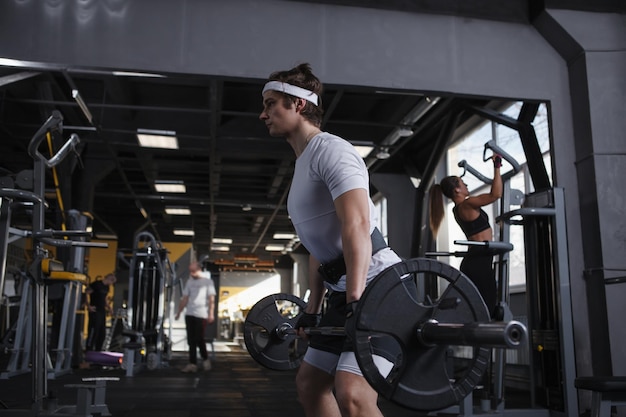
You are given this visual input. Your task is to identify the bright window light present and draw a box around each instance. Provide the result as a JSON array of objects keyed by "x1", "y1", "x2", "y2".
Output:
[
  {"x1": 354, "y1": 145, "x2": 374, "y2": 158},
  {"x1": 155, "y1": 181, "x2": 186, "y2": 193},
  {"x1": 212, "y1": 238, "x2": 233, "y2": 244},
  {"x1": 113, "y1": 71, "x2": 165, "y2": 78},
  {"x1": 273, "y1": 233, "x2": 296, "y2": 239},
  {"x1": 165, "y1": 207, "x2": 191, "y2": 215},
  {"x1": 265, "y1": 244, "x2": 285, "y2": 251},
  {"x1": 137, "y1": 129, "x2": 178, "y2": 149},
  {"x1": 173, "y1": 229, "x2": 194, "y2": 236}
]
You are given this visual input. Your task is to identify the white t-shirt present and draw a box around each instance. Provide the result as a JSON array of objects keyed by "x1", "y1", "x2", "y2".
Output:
[
  {"x1": 287, "y1": 132, "x2": 401, "y2": 291},
  {"x1": 182, "y1": 272, "x2": 216, "y2": 319}
]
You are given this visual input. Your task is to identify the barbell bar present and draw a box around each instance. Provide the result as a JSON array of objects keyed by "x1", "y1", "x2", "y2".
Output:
[{"x1": 274, "y1": 319, "x2": 526, "y2": 349}]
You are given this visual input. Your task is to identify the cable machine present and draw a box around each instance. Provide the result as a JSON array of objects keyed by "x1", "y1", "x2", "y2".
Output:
[
  {"x1": 427, "y1": 139, "x2": 524, "y2": 414},
  {"x1": 498, "y1": 188, "x2": 578, "y2": 415},
  {"x1": 122, "y1": 231, "x2": 175, "y2": 376},
  {"x1": 423, "y1": 102, "x2": 578, "y2": 416}
]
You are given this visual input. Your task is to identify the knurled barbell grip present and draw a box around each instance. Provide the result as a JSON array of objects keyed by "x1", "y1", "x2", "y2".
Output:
[
  {"x1": 304, "y1": 327, "x2": 346, "y2": 336},
  {"x1": 276, "y1": 324, "x2": 346, "y2": 338}
]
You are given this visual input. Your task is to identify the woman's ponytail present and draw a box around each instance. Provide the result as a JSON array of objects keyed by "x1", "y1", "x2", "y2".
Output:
[{"x1": 428, "y1": 183, "x2": 445, "y2": 237}]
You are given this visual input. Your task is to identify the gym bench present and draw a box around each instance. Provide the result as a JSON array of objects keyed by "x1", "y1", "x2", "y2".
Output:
[
  {"x1": 575, "y1": 376, "x2": 626, "y2": 417},
  {"x1": 63, "y1": 377, "x2": 119, "y2": 417}
]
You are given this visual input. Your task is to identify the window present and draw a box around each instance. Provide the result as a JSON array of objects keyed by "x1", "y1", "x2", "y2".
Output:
[
  {"x1": 373, "y1": 197, "x2": 389, "y2": 242},
  {"x1": 442, "y1": 102, "x2": 551, "y2": 288}
]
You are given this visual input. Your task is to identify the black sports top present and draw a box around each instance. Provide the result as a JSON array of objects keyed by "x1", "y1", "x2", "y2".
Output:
[{"x1": 453, "y1": 207, "x2": 491, "y2": 238}]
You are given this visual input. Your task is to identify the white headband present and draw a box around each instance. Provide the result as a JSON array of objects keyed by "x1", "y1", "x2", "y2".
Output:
[{"x1": 262, "y1": 81, "x2": 319, "y2": 106}]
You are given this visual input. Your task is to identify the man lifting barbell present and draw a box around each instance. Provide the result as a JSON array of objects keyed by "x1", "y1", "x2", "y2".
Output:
[{"x1": 259, "y1": 63, "x2": 403, "y2": 417}]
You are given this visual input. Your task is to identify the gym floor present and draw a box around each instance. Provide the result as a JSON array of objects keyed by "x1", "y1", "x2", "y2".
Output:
[{"x1": 0, "y1": 342, "x2": 423, "y2": 417}]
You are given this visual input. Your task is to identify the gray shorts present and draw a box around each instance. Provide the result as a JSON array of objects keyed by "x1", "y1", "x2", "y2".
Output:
[{"x1": 303, "y1": 348, "x2": 394, "y2": 377}]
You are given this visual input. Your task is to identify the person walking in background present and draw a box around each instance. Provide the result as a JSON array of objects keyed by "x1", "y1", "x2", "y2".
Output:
[
  {"x1": 175, "y1": 261, "x2": 216, "y2": 373},
  {"x1": 428, "y1": 154, "x2": 502, "y2": 317},
  {"x1": 85, "y1": 273, "x2": 117, "y2": 352}
]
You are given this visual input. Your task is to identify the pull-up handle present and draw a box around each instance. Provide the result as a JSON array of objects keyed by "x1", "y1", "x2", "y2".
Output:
[
  {"x1": 483, "y1": 139, "x2": 521, "y2": 176},
  {"x1": 458, "y1": 159, "x2": 492, "y2": 184},
  {"x1": 28, "y1": 110, "x2": 81, "y2": 168},
  {"x1": 458, "y1": 140, "x2": 522, "y2": 184}
]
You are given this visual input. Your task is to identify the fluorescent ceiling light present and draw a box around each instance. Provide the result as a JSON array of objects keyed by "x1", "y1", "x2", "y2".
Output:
[
  {"x1": 0, "y1": 58, "x2": 31, "y2": 67},
  {"x1": 212, "y1": 238, "x2": 233, "y2": 244},
  {"x1": 72, "y1": 89, "x2": 93, "y2": 124},
  {"x1": 354, "y1": 145, "x2": 374, "y2": 158},
  {"x1": 273, "y1": 233, "x2": 296, "y2": 240},
  {"x1": 155, "y1": 181, "x2": 186, "y2": 193},
  {"x1": 265, "y1": 244, "x2": 285, "y2": 252},
  {"x1": 173, "y1": 229, "x2": 194, "y2": 236},
  {"x1": 95, "y1": 233, "x2": 118, "y2": 240},
  {"x1": 211, "y1": 245, "x2": 230, "y2": 251},
  {"x1": 374, "y1": 90, "x2": 424, "y2": 96},
  {"x1": 165, "y1": 206, "x2": 191, "y2": 215},
  {"x1": 137, "y1": 129, "x2": 178, "y2": 149},
  {"x1": 113, "y1": 71, "x2": 166, "y2": 78}
]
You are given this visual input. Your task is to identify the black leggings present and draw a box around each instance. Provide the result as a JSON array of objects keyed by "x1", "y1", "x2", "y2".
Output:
[
  {"x1": 87, "y1": 310, "x2": 107, "y2": 351},
  {"x1": 185, "y1": 315, "x2": 208, "y2": 364},
  {"x1": 459, "y1": 247, "x2": 497, "y2": 318}
]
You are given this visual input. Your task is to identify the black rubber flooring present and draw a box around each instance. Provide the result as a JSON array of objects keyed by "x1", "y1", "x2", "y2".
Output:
[{"x1": 0, "y1": 343, "x2": 426, "y2": 417}]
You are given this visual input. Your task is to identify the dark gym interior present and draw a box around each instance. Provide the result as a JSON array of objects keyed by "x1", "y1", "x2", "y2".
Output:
[{"x1": 0, "y1": 1, "x2": 625, "y2": 416}]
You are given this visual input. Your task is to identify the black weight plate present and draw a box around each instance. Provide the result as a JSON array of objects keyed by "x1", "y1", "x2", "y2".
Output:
[
  {"x1": 15, "y1": 169, "x2": 33, "y2": 190},
  {"x1": 354, "y1": 258, "x2": 491, "y2": 412},
  {"x1": 243, "y1": 293, "x2": 308, "y2": 371}
]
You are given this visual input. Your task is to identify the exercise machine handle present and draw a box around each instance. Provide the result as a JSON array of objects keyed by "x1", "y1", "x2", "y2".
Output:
[
  {"x1": 483, "y1": 139, "x2": 521, "y2": 180},
  {"x1": 458, "y1": 160, "x2": 493, "y2": 184},
  {"x1": 454, "y1": 240, "x2": 514, "y2": 253},
  {"x1": 0, "y1": 188, "x2": 45, "y2": 205},
  {"x1": 426, "y1": 240, "x2": 514, "y2": 257},
  {"x1": 38, "y1": 237, "x2": 108, "y2": 248},
  {"x1": 28, "y1": 110, "x2": 81, "y2": 168},
  {"x1": 458, "y1": 139, "x2": 522, "y2": 185},
  {"x1": 483, "y1": 139, "x2": 520, "y2": 172}
]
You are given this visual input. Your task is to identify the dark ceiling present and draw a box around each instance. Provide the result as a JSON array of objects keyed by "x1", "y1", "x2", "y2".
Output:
[
  {"x1": 0, "y1": 0, "x2": 619, "y2": 265},
  {"x1": 0, "y1": 66, "x2": 471, "y2": 259}
]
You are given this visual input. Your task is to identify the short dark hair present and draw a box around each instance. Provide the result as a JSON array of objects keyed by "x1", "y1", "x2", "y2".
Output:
[{"x1": 268, "y1": 63, "x2": 324, "y2": 127}]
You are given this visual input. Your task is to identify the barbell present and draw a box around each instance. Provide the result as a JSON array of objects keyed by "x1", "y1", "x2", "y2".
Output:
[
  {"x1": 243, "y1": 257, "x2": 528, "y2": 412},
  {"x1": 271, "y1": 319, "x2": 525, "y2": 348}
]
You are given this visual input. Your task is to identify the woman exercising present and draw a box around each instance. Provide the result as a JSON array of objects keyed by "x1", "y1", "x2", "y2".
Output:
[{"x1": 429, "y1": 155, "x2": 502, "y2": 318}]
